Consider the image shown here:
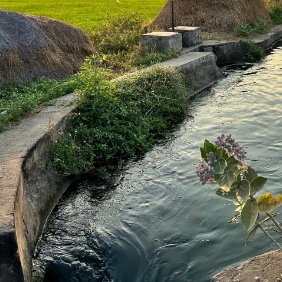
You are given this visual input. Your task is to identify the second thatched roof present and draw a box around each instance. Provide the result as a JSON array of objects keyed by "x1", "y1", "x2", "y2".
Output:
[{"x1": 148, "y1": 0, "x2": 270, "y2": 32}]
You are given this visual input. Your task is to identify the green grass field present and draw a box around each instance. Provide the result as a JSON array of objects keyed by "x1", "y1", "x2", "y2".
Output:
[{"x1": 0, "y1": 0, "x2": 166, "y2": 30}]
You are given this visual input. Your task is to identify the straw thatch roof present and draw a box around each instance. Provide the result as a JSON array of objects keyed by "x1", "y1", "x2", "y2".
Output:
[
  {"x1": 148, "y1": 0, "x2": 270, "y2": 32},
  {"x1": 0, "y1": 9, "x2": 96, "y2": 86}
]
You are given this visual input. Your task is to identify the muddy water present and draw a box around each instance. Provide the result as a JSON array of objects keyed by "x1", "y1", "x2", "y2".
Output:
[{"x1": 33, "y1": 47, "x2": 282, "y2": 282}]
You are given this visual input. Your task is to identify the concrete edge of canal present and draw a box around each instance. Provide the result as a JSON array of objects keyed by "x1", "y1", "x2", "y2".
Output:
[{"x1": 1, "y1": 25, "x2": 282, "y2": 282}]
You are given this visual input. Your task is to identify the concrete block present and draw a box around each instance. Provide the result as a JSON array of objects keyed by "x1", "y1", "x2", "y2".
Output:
[
  {"x1": 201, "y1": 40, "x2": 244, "y2": 66},
  {"x1": 168, "y1": 26, "x2": 201, "y2": 47},
  {"x1": 140, "y1": 32, "x2": 182, "y2": 53},
  {"x1": 160, "y1": 52, "x2": 223, "y2": 92}
]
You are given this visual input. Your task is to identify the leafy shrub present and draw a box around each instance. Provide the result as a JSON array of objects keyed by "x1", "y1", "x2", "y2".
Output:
[
  {"x1": 235, "y1": 23, "x2": 252, "y2": 37},
  {"x1": 235, "y1": 17, "x2": 270, "y2": 37},
  {"x1": 269, "y1": 7, "x2": 282, "y2": 24},
  {"x1": 241, "y1": 40, "x2": 265, "y2": 63},
  {"x1": 252, "y1": 17, "x2": 270, "y2": 34},
  {"x1": 50, "y1": 64, "x2": 193, "y2": 176},
  {"x1": 91, "y1": 13, "x2": 147, "y2": 54}
]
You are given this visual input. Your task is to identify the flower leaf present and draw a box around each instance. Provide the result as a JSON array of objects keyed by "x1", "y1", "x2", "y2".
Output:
[
  {"x1": 215, "y1": 187, "x2": 237, "y2": 202},
  {"x1": 258, "y1": 193, "x2": 282, "y2": 213},
  {"x1": 245, "y1": 225, "x2": 259, "y2": 245},
  {"x1": 224, "y1": 156, "x2": 239, "y2": 172},
  {"x1": 250, "y1": 176, "x2": 267, "y2": 195},
  {"x1": 245, "y1": 166, "x2": 258, "y2": 183},
  {"x1": 213, "y1": 158, "x2": 226, "y2": 174},
  {"x1": 219, "y1": 171, "x2": 235, "y2": 189},
  {"x1": 204, "y1": 140, "x2": 217, "y2": 154},
  {"x1": 217, "y1": 148, "x2": 229, "y2": 160},
  {"x1": 200, "y1": 147, "x2": 206, "y2": 159},
  {"x1": 241, "y1": 198, "x2": 259, "y2": 230},
  {"x1": 237, "y1": 179, "x2": 250, "y2": 200}
]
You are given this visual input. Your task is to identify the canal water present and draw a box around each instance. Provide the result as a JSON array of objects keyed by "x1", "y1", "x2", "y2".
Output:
[{"x1": 33, "y1": 46, "x2": 282, "y2": 282}]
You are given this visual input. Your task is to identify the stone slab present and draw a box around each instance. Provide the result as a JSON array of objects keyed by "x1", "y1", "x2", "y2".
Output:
[{"x1": 140, "y1": 31, "x2": 182, "y2": 53}]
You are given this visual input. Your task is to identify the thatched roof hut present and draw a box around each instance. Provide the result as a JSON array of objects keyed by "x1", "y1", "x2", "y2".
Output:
[{"x1": 148, "y1": 0, "x2": 270, "y2": 32}]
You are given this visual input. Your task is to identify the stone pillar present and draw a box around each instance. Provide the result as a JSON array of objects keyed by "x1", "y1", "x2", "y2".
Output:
[
  {"x1": 140, "y1": 32, "x2": 182, "y2": 53},
  {"x1": 168, "y1": 26, "x2": 201, "y2": 47}
]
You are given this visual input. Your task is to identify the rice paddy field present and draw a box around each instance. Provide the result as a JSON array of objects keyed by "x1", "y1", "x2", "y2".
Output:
[{"x1": 0, "y1": 0, "x2": 167, "y2": 31}]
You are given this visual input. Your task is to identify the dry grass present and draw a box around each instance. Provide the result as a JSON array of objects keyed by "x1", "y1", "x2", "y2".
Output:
[
  {"x1": 148, "y1": 0, "x2": 270, "y2": 32},
  {"x1": 0, "y1": 11, "x2": 95, "y2": 86}
]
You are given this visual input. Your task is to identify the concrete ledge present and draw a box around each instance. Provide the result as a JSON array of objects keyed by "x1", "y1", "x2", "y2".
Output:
[
  {"x1": 160, "y1": 52, "x2": 224, "y2": 92},
  {"x1": 140, "y1": 31, "x2": 182, "y2": 52},
  {"x1": 183, "y1": 25, "x2": 282, "y2": 66},
  {"x1": 0, "y1": 94, "x2": 76, "y2": 281}
]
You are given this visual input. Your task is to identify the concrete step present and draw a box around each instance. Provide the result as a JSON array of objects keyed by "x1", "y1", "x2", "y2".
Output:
[{"x1": 159, "y1": 51, "x2": 223, "y2": 92}]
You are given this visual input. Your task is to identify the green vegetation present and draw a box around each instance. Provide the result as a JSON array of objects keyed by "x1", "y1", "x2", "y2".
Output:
[
  {"x1": 0, "y1": 78, "x2": 76, "y2": 132},
  {"x1": 264, "y1": 0, "x2": 282, "y2": 23},
  {"x1": 241, "y1": 40, "x2": 266, "y2": 63},
  {"x1": 0, "y1": 11, "x2": 180, "y2": 132},
  {"x1": 197, "y1": 135, "x2": 282, "y2": 250},
  {"x1": 269, "y1": 7, "x2": 282, "y2": 24},
  {"x1": 91, "y1": 13, "x2": 180, "y2": 72},
  {"x1": 0, "y1": 0, "x2": 277, "y2": 177},
  {"x1": 235, "y1": 17, "x2": 270, "y2": 37},
  {"x1": 0, "y1": 0, "x2": 166, "y2": 31},
  {"x1": 50, "y1": 61, "x2": 193, "y2": 176}
]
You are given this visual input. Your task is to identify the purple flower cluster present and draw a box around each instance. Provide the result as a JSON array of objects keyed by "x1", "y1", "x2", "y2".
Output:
[
  {"x1": 196, "y1": 152, "x2": 216, "y2": 185},
  {"x1": 215, "y1": 134, "x2": 247, "y2": 162}
]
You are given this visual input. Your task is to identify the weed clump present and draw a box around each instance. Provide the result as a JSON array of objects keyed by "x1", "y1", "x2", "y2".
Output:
[
  {"x1": 235, "y1": 17, "x2": 270, "y2": 37},
  {"x1": 50, "y1": 61, "x2": 193, "y2": 176},
  {"x1": 241, "y1": 40, "x2": 265, "y2": 63}
]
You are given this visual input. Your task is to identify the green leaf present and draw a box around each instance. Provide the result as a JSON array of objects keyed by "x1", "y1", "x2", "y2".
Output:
[
  {"x1": 224, "y1": 156, "x2": 239, "y2": 172},
  {"x1": 241, "y1": 198, "x2": 259, "y2": 230},
  {"x1": 214, "y1": 174, "x2": 221, "y2": 182},
  {"x1": 245, "y1": 166, "x2": 258, "y2": 183},
  {"x1": 213, "y1": 158, "x2": 226, "y2": 174},
  {"x1": 221, "y1": 148, "x2": 229, "y2": 160},
  {"x1": 216, "y1": 148, "x2": 229, "y2": 160},
  {"x1": 245, "y1": 225, "x2": 259, "y2": 245},
  {"x1": 215, "y1": 187, "x2": 238, "y2": 202},
  {"x1": 204, "y1": 140, "x2": 217, "y2": 154},
  {"x1": 200, "y1": 147, "x2": 206, "y2": 159},
  {"x1": 230, "y1": 181, "x2": 239, "y2": 190},
  {"x1": 237, "y1": 179, "x2": 250, "y2": 200},
  {"x1": 218, "y1": 171, "x2": 235, "y2": 189},
  {"x1": 250, "y1": 176, "x2": 267, "y2": 195}
]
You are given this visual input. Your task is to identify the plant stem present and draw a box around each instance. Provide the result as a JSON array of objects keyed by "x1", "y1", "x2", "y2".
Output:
[
  {"x1": 266, "y1": 212, "x2": 282, "y2": 233},
  {"x1": 256, "y1": 221, "x2": 282, "y2": 251}
]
